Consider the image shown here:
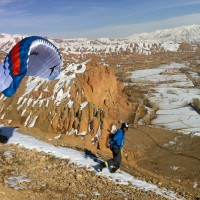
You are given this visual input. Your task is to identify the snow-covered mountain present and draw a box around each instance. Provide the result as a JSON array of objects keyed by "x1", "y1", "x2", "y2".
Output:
[
  {"x1": 127, "y1": 24, "x2": 200, "y2": 43},
  {"x1": 0, "y1": 24, "x2": 200, "y2": 56}
]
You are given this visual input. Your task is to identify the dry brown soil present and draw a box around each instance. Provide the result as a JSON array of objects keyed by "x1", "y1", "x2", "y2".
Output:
[{"x1": 124, "y1": 126, "x2": 200, "y2": 199}]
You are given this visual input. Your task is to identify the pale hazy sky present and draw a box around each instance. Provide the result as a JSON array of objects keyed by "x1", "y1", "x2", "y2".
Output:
[{"x1": 0, "y1": 0, "x2": 200, "y2": 39}]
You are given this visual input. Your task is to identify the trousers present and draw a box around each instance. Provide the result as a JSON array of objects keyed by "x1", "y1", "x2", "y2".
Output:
[{"x1": 107, "y1": 148, "x2": 122, "y2": 170}]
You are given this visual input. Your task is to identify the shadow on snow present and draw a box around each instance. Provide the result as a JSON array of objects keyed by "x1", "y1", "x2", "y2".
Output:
[{"x1": 0, "y1": 126, "x2": 16, "y2": 143}]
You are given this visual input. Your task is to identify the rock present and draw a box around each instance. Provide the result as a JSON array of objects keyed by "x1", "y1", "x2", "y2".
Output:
[
  {"x1": 157, "y1": 182, "x2": 163, "y2": 186},
  {"x1": 76, "y1": 174, "x2": 83, "y2": 181}
]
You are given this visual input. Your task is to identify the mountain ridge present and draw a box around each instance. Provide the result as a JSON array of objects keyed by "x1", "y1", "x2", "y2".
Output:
[
  {"x1": 0, "y1": 24, "x2": 200, "y2": 57},
  {"x1": 127, "y1": 24, "x2": 200, "y2": 43}
]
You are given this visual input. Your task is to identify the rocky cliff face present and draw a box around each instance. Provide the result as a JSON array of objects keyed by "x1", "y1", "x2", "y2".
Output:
[{"x1": 0, "y1": 59, "x2": 133, "y2": 153}]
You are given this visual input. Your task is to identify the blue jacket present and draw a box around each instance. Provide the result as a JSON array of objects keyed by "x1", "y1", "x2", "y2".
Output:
[{"x1": 109, "y1": 128, "x2": 125, "y2": 150}]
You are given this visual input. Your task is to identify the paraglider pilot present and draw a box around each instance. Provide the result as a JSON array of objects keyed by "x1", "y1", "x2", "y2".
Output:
[{"x1": 98, "y1": 122, "x2": 129, "y2": 173}]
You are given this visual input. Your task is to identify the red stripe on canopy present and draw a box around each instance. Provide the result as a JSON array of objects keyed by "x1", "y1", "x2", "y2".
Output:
[{"x1": 11, "y1": 42, "x2": 21, "y2": 76}]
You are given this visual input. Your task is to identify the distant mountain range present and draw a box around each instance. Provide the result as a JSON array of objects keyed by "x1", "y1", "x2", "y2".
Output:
[
  {"x1": 127, "y1": 24, "x2": 200, "y2": 43},
  {"x1": 0, "y1": 24, "x2": 200, "y2": 56}
]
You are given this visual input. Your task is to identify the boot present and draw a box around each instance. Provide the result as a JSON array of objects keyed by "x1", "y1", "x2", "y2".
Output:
[
  {"x1": 98, "y1": 162, "x2": 106, "y2": 172},
  {"x1": 110, "y1": 167, "x2": 119, "y2": 173}
]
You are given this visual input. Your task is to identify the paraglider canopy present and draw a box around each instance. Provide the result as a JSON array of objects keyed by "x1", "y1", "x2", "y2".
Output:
[{"x1": 0, "y1": 36, "x2": 62, "y2": 97}]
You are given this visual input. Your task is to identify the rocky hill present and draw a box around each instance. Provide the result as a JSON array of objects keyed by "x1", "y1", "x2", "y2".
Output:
[
  {"x1": 0, "y1": 136, "x2": 183, "y2": 200},
  {"x1": 0, "y1": 58, "x2": 134, "y2": 156}
]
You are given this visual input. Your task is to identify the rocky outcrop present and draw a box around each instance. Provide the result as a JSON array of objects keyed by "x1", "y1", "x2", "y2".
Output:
[{"x1": 0, "y1": 59, "x2": 133, "y2": 154}]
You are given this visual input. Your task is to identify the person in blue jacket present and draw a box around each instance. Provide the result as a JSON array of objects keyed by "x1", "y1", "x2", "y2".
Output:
[{"x1": 99, "y1": 122, "x2": 129, "y2": 173}]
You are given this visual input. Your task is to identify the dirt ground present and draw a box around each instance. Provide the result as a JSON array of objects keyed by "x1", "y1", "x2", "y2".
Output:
[
  {"x1": 0, "y1": 125, "x2": 200, "y2": 199},
  {"x1": 125, "y1": 126, "x2": 200, "y2": 198},
  {"x1": 0, "y1": 142, "x2": 169, "y2": 200}
]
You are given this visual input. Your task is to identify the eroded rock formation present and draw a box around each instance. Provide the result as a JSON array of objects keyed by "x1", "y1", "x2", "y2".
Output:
[{"x1": 0, "y1": 59, "x2": 133, "y2": 155}]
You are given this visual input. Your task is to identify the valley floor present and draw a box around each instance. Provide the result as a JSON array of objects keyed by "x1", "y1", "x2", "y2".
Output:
[{"x1": 124, "y1": 126, "x2": 200, "y2": 199}]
